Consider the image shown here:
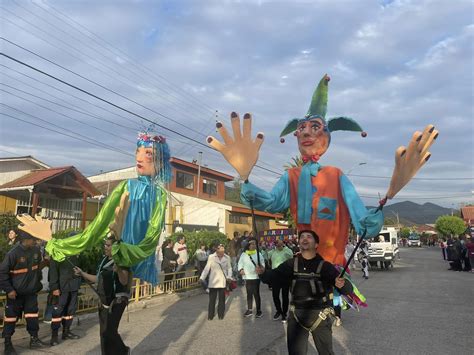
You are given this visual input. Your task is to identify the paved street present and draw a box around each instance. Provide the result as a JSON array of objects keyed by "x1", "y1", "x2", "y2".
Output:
[{"x1": 10, "y1": 247, "x2": 474, "y2": 354}]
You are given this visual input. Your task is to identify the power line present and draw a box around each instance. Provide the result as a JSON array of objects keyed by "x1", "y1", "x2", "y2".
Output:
[
  {"x1": 0, "y1": 83, "x2": 135, "y2": 144},
  {"x1": 0, "y1": 51, "x2": 283, "y2": 177},
  {"x1": 1, "y1": 112, "x2": 134, "y2": 158},
  {"x1": 348, "y1": 173, "x2": 472, "y2": 181},
  {"x1": 34, "y1": 0, "x2": 217, "y2": 113},
  {"x1": 0, "y1": 34, "x2": 210, "y2": 140},
  {"x1": 0, "y1": 8, "x2": 214, "y2": 127},
  {"x1": 1, "y1": 63, "x2": 145, "y2": 131},
  {"x1": 1, "y1": 102, "x2": 132, "y2": 156},
  {"x1": 13, "y1": 0, "x2": 214, "y2": 116},
  {"x1": 360, "y1": 194, "x2": 471, "y2": 200}
]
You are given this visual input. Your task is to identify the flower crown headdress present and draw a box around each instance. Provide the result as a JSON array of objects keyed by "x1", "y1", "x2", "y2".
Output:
[{"x1": 137, "y1": 132, "x2": 167, "y2": 147}]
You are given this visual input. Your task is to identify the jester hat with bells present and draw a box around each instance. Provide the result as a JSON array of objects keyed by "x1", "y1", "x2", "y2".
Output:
[
  {"x1": 280, "y1": 74, "x2": 367, "y2": 144},
  {"x1": 280, "y1": 74, "x2": 367, "y2": 225}
]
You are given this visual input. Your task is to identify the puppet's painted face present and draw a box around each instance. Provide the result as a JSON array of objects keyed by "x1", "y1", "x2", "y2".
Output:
[
  {"x1": 136, "y1": 146, "x2": 155, "y2": 176},
  {"x1": 295, "y1": 118, "x2": 330, "y2": 157}
]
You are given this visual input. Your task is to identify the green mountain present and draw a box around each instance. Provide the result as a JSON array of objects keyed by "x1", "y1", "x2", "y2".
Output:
[{"x1": 381, "y1": 201, "x2": 455, "y2": 225}]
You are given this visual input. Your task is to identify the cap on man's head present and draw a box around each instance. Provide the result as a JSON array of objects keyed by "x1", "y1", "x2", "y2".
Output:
[
  {"x1": 18, "y1": 229, "x2": 35, "y2": 240},
  {"x1": 298, "y1": 230, "x2": 319, "y2": 243}
]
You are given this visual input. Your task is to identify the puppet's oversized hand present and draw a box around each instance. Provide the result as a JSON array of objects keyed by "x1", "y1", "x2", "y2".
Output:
[
  {"x1": 207, "y1": 112, "x2": 264, "y2": 180},
  {"x1": 17, "y1": 214, "x2": 52, "y2": 242},
  {"x1": 108, "y1": 192, "x2": 130, "y2": 241},
  {"x1": 386, "y1": 125, "x2": 438, "y2": 199}
]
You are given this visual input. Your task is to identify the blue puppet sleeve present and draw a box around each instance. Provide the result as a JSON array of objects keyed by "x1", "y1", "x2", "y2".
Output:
[
  {"x1": 339, "y1": 174, "x2": 384, "y2": 238},
  {"x1": 240, "y1": 172, "x2": 291, "y2": 213}
]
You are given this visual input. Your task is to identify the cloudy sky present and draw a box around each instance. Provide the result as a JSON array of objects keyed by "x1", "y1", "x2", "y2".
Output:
[{"x1": 1, "y1": 0, "x2": 472, "y2": 208}]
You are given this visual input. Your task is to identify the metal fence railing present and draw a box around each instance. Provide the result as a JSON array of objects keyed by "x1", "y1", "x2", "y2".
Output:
[{"x1": 0, "y1": 271, "x2": 200, "y2": 329}]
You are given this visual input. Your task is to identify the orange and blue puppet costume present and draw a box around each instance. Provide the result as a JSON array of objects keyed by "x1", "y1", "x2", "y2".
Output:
[
  {"x1": 240, "y1": 75, "x2": 383, "y2": 265},
  {"x1": 206, "y1": 74, "x2": 438, "y2": 266}
]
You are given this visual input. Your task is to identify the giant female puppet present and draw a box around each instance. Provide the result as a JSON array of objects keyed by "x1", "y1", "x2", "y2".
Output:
[
  {"x1": 207, "y1": 74, "x2": 438, "y2": 265},
  {"x1": 17, "y1": 132, "x2": 171, "y2": 285}
]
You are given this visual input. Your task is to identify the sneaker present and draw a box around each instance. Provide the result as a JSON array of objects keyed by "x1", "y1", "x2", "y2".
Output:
[
  {"x1": 334, "y1": 317, "x2": 342, "y2": 327},
  {"x1": 243, "y1": 310, "x2": 253, "y2": 317},
  {"x1": 273, "y1": 312, "x2": 281, "y2": 321},
  {"x1": 255, "y1": 311, "x2": 263, "y2": 318},
  {"x1": 281, "y1": 315, "x2": 287, "y2": 323}
]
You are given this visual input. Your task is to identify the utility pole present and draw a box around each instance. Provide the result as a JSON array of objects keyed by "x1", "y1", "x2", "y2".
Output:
[
  {"x1": 196, "y1": 151, "x2": 203, "y2": 197},
  {"x1": 391, "y1": 211, "x2": 400, "y2": 229}
]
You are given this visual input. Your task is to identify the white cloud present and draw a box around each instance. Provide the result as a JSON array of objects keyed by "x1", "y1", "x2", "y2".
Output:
[{"x1": 0, "y1": 0, "x2": 472, "y2": 208}]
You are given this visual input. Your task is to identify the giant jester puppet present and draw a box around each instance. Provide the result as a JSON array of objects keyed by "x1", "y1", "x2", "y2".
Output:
[
  {"x1": 207, "y1": 74, "x2": 438, "y2": 265},
  {"x1": 16, "y1": 132, "x2": 171, "y2": 285}
]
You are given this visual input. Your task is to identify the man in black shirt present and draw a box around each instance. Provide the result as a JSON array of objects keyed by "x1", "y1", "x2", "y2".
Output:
[
  {"x1": 257, "y1": 230, "x2": 352, "y2": 355},
  {"x1": 74, "y1": 235, "x2": 132, "y2": 355},
  {"x1": 0, "y1": 230, "x2": 47, "y2": 354}
]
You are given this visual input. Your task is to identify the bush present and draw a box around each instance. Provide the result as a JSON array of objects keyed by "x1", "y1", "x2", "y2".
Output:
[
  {"x1": 0, "y1": 214, "x2": 19, "y2": 260},
  {"x1": 51, "y1": 229, "x2": 104, "y2": 274},
  {"x1": 169, "y1": 230, "x2": 228, "y2": 262}
]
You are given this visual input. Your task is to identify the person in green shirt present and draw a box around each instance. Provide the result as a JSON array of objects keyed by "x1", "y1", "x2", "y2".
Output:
[{"x1": 268, "y1": 239, "x2": 294, "y2": 322}]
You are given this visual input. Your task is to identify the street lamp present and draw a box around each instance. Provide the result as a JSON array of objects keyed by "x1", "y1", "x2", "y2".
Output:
[{"x1": 346, "y1": 162, "x2": 367, "y2": 175}]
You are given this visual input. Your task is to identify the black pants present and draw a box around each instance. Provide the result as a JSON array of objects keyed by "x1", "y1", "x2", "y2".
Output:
[
  {"x1": 163, "y1": 267, "x2": 175, "y2": 282},
  {"x1": 245, "y1": 279, "x2": 261, "y2": 312},
  {"x1": 175, "y1": 264, "x2": 186, "y2": 279},
  {"x1": 208, "y1": 288, "x2": 225, "y2": 319},
  {"x1": 99, "y1": 300, "x2": 128, "y2": 355},
  {"x1": 2, "y1": 294, "x2": 39, "y2": 338},
  {"x1": 287, "y1": 308, "x2": 334, "y2": 355},
  {"x1": 51, "y1": 290, "x2": 78, "y2": 331},
  {"x1": 272, "y1": 280, "x2": 290, "y2": 315}
]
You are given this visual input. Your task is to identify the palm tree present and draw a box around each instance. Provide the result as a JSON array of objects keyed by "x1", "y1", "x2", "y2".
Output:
[{"x1": 283, "y1": 155, "x2": 303, "y2": 170}]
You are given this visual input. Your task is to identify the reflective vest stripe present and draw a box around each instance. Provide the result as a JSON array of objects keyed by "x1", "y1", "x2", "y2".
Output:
[
  {"x1": 24, "y1": 313, "x2": 39, "y2": 318},
  {"x1": 52, "y1": 317, "x2": 63, "y2": 322},
  {"x1": 3, "y1": 317, "x2": 17, "y2": 322},
  {"x1": 10, "y1": 268, "x2": 28, "y2": 274},
  {"x1": 62, "y1": 315, "x2": 73, "y2": 320},
  {"x1": 10, "y1": 264, "x2": 40, "y2": 274}
]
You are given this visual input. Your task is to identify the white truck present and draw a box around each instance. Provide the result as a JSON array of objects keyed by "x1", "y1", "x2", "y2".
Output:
[{"x1": 368, "y1": 227, "x2": 400, "y2": 269}]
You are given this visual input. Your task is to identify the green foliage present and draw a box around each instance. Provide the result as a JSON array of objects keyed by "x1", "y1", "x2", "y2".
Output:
[
  {"x1": 284, "y1": 208, "x2": 296, "y2": 229},
  {"x1": 0, "y1": 214, "x2": 19, "y2": 261},
  {"x1": 225, "y1": 179, "x2": 242, "y2": 203},
  {"x1": 435, "y1": 215, "x2": 466, "y2": 237},
  {"x1": 384, "y1": 217, "x2": 397, "y2": 226},
  {"x1": 284, "y1": 156, "x2": 304, "y2": 170},
  {"x1": 400, "y1": 227, "x2": 411, "y2": 239},
  {"x1": 170, "y1": 230, "x2": 228, "y2": 261},
  {"x1": 51, "y1": 229, "x2": 103, "y2": 274}
]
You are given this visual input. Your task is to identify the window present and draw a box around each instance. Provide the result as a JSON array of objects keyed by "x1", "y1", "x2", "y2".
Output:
[
  {"x1": 229, "y1": 214, "x2": 248, "y2": 224},
  {"x1": 176, "y1": 171, "x2": 194, "y2": 190},
  {"x1": 202, "y1": 179, "x2": 217, "y2": 195}
]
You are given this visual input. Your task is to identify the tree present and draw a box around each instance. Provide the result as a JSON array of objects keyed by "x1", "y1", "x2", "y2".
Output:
[
  {"x1": 384, "y1": 217, "x2": 397, "y2": 226},
  {"x1": 435, "y1": 215, "x2": 466, "y2": 237},
  {"x1": 225, "y1": 178, "x2": 242, "y2": 203},
  {"x1": 400, "y1": 227, "x2": 411, "y2": 239},
  {"x1": 284, "y1": 155, "x2": 303, "y2": 170},
  {"x1": 170, "y1": 230, "x2": 228, "y2": 262}
]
